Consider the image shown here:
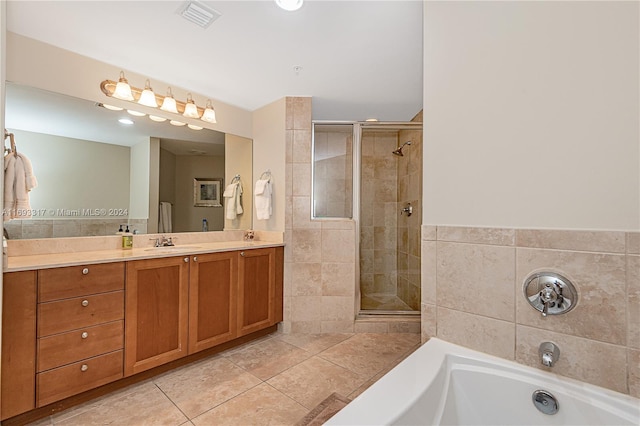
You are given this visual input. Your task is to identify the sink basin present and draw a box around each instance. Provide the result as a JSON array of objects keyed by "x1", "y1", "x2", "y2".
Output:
[{"x1": 144, "y1": 246, "x2": 202, "y2": 253}]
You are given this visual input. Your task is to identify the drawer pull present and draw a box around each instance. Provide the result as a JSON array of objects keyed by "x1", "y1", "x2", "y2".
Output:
[
  {"x1": 240, "y1": 251, "x2": 245, "y2": 257},
  {"x1": 184, "y1": 257, "x2": 189, "y2": 263},
  {"x1": 80, "y1": 364, "x2": 88, "y2": 372},
  {"x1": 82, "y1": 267, "x2": 89, "y2": 275},
  {"x1": 81, "y1": 299, "x2": 89, "y2": 307},
  {"x1": 81, "y1": 331, "x2": 89, "y2": 339},
  {"x1": 193, "y1": 256, "x2": 198, "y2": 262}
]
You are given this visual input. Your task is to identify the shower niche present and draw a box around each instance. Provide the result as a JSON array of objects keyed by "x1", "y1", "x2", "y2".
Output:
[{"x1": 312, "y1": 118, "x2": 423, "y2": 315}]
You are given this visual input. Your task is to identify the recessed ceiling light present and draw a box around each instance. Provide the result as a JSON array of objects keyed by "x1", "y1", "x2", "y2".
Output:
[
  {"x1": 118, "y1": 118, "x2": 134, "y2": 125},
  {"x1": 365, "y1": 118, "x2": 379, "y2": 122},
  {"x1": 275, "y1": 0, "x2": 303, "y2": 11}
]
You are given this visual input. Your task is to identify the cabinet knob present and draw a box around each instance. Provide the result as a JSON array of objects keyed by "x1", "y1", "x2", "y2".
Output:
[
  {"x1": 82, "y1": 267, "x2": 89, "y2": 275},
  {"x1": 81, "y1": 331, "x2": 89, "y2": 339},
  {"x1": 80, "y1": 364, "x2": 89, "y2": 372},
  {"x1": 184, "y1": 257, "x2": 189, "y2": 263},
  {"x1": 193, "y1": 256, "x2": 198, "y2": 262},
  {"x1": 240, "y1": 251, "x2": 245, "y2": 257},
  {"x1": 81, "y1": 299, "x2": 89, "y2": 307}
]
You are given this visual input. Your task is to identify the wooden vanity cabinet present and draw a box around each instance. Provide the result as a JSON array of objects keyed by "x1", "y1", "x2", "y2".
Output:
[
  {"x1": 1, "y1": 271, "x2": 37, "y2": 420},
  {"x1": 124, "y1": 256, "x2": 189, "y2": 376},
  {"x1": 35, "y1": 263, "x2": 125, "y2": 407},
  {"x1": 188, "y1": 251, "x2": 238, "y2": 353}
]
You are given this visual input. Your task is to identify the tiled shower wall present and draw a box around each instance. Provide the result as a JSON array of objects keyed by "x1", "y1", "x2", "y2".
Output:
[
  {"x1": 283, "y1": 97, "x2": 420, "y2": 333},
  {"x1": 421, "y1": 225, "x2": 640, "y2": 397}
]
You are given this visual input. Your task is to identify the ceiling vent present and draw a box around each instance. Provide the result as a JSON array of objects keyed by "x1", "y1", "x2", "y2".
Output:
[{"x1": 179, "y1": 1, "x2": 221, "y2": 29}]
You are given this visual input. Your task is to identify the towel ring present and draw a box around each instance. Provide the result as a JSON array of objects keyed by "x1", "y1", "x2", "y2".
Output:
[{"x1": 231, "y1": 174, "x2": 241, "y2": 184}]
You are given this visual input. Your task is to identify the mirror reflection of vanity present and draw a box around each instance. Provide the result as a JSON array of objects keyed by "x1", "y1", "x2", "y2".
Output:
[{"x1": 3, "y1": 82, "x2": 253, "y2": 239}]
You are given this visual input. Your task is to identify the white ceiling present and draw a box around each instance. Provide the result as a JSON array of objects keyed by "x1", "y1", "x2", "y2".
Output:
[{"x1": 5, "y1": 0, "x2": 424, "y2": 122}]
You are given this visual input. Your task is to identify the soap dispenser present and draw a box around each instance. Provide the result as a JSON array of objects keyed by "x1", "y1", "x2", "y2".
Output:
[{"x1": 202, "y1": 219, "x2": 208, "y2": 232}]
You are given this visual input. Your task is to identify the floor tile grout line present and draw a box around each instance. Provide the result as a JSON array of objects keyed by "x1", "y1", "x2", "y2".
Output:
[
  {"x1": 186, "y1": 380, "x2": 266, "y2": 422},
  {"x1": 263, "y1": 381, "x2": 316, "y2": 411},
  {"x1": 153, "y1": 382, "x2": 191, "y2": 424}
]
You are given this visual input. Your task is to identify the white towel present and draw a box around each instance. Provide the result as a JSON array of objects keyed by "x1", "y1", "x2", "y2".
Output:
[
  {"x1": 223, "y1": 182, "x2": 243, "y2": 220},
  {"x1": 4, "y1": 152, "x2": 38, "y2": 221},
  {"x1": 158, "y1": 202, "x2": 172, "y2": 233},
  {"x1": 254, "y1": 179, "x2": 272, "y2": 220}
]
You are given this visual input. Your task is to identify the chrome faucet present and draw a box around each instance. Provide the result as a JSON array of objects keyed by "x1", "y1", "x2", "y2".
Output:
[
  {"x1": 539, "y1": 342, "x2": 560, "y2": 367},
  {"x1": 151, "y1": 235, "x2": 175, "y2": 247}
]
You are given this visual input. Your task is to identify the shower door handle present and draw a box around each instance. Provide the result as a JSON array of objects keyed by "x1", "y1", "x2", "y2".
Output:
[{"x1": 401, "y1": 203, "x2": 412, "y2": 216}]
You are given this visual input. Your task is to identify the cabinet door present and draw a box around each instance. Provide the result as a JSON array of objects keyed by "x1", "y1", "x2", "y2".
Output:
[
  {"x1": 1, "y1": 271, "x2": 37, "y2": 420},
  {"x1": 124, "y1": 257, "x2": 189, "y2": 376},
  {"x1": 237, "y1": 248, "x2": 276, "y2": 336},
  {"x1": 188, "y1": 252, "x2": 238, "y2": 354}
]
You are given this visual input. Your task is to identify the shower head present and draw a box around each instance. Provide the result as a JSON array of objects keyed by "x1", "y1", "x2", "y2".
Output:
[{"x1": 392, "y1": 141, "x2": 412, "y2": 156}]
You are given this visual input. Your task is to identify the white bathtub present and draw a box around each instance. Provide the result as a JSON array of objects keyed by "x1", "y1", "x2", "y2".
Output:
[{"x1": 326, "y1": 338, "x2": 640, "y2": 425}]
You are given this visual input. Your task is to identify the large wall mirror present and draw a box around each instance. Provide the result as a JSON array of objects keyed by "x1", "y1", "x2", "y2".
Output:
[{"x1": 3, "y1": 82, "x2": 253, "y2": 239}]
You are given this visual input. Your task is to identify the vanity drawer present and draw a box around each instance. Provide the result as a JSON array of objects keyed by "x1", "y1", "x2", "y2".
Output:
[
  {"x1": 38, "y1": 262, "x2": 125, "y2": 302},
  {"x1": 37, "y1": 350, "x2": 123, "y2": 407},
  {"x1": 38, "y1": 320, "x2": 124, "y2": 372},
  {"x1": 38, "y1": 291, "x2": 124, "y2": 337}
]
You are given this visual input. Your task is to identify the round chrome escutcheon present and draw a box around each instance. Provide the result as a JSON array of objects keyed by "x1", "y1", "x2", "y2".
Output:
[{"x1": 532, "y1": 389, "x2": 559, "y2": 415}]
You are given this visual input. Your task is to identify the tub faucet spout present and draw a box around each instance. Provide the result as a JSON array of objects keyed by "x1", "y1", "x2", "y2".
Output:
[{"x1": 539, "y1": 342, "x2": 560, "y2": 367}]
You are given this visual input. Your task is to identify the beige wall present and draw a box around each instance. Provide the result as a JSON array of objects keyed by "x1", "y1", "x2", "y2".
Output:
[
  {"x1": 423, "y1": 1, "x2": 639, "y2": 230},
  {"x1": 422, "y1": 1, "x2": 639, "y2": 397},
  {"x1": 252, "y1": 97, "x2": 286, "y2": 232}
]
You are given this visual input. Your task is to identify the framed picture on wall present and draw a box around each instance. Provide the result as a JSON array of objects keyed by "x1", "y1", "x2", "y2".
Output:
[{"x1": 194, "y1": 178, "x2": 223, "y2": 207}]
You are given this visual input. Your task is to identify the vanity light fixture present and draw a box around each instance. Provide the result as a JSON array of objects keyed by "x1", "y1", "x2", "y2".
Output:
[
  {"x1": 100, "y1": 72, "x2": 218, "y2": 127},
  {"x1": 275, "y1": 0, "x2": 303, "y2": 11},
  {"x1": 138, "y1": 80, "x2": 158, "y2": 108},
  {"x1": 102, "y1": 104, "x2": 123, "y2": 111},
  {"x1": 127, "y1": 109, "x2": 146, "y2": 117},
  {"x1": 187, "y1": 124, "x2": 203, "y2": 130}
]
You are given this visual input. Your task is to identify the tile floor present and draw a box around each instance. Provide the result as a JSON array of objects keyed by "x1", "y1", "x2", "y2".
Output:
[{"x1": 30, "y1": 332, "x2": 421, "y2": 425}]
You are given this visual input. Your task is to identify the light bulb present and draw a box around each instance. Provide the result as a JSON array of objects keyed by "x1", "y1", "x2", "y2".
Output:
[
  {"x1": 113, "y1": 71, "x2": 134, "y2": 101},
  {"x1": 160, "y1": 88, "x2": 179, "y2": 114},
  {"x1": 201, "y1": 100, "x2": 217, "y2": 123},
  {"x1": 138, "y1": 79, "x2": 158, "y2": 108},
  {"x1": 183, "y1": 93, "x2": 201, "y2": 118}
]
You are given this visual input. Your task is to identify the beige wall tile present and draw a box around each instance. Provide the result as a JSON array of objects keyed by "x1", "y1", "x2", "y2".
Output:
[
  {"x1": 628, "y1": 255, "x2": 640, "y2": 349},
  {"x1": 388, "y1": 320, "x2": 421, "y2": 334},
  {"x1": 292, "y1": 196, "x2": 321, "y2": 229},
  {"x1": 629, "y1": 348, "x2": 640, "y2": 398},
  {"x1": 321, "y1": 220, "x2": 355, "y2": 230},
  {"x1": 291, "y1": 163, "x2": 311, "y2": 197},
  {"x1": 437, "y1": 307, "x2": 515, "y2": 360},
  {"x1": 422, "y1": 225, "x2": 437, "y2": 241},
  {"x1": 421, "y1": 303, "x2": 436, "y2": 343},
  {"x1": 321, "y1": 296, "x2": 354, "y2": 321},
  {"x1": 285, "y1": 97, "x2": 294, "y2": 130},
  {"x1": 437, "y1": 241, "x2": 515, "y2": 321},
  {"x1": 290, "y1": 295, "x2": 323, "y2": 322},
  {"x1": 515, "y1": 325, "x2": 627, "y2": 394},
  {"x1": 292, "y1": 97, "x2": 311, "y2": 130},
  {"x1": 284, "y1": 195, "x2": 293, "y2": 230},
  {"x1": 321, "y1": 320, "x2": 355, "y2": 333},
  {"x1": 354, "y1": 321, "x2": 389, "y2": 333},
  {"x1": 628, "y1": 232, "x2": 640, "y2": 255},
  {"x1": 516, "y1": 248, "x2": 627, "y2": 345},
  {"x1": 421, "y1": 241, "x2": 436, "y2": 305},
  {"x1": 322, "y1": 263, "x2": 355, "y2": 297},
  {"x1": 291, "y1": 229, "x2": 321, "y2": 263},
  {"x1": 285, "y1": 129, "x2": 293, "y2": 164},
  {"x1": 291, "y1": 263, "x2": 322, "y2": 296},
  {"x1": 291, "y1": 320, "x2": 322, "y2": 334},
  {"x1": 322, "y1": 229, "x2": 355, "y2": 263},
  {"x1": 438, "y1": 226, "x2": 515, "y2": 246},
  {"x1": 516, "y1": 229, "x2": 626, "y2": 253},
  {"x1": 292, "y1": 129, "x2": 311, "y2": 163}
]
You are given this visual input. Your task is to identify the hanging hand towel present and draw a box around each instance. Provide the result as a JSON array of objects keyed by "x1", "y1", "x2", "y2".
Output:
[
  {"x1": 254, "y1": 179, "x2": 272, "y2": 220},
  {"x1": 158, "y1": 202, "x2": 172, "y2": 233},
  {"x1": 223, "y1": 182, "x2": 243, "y2": 220},
  {"x1": 4, "y1": 152, "x2": 38, "y2": 221}
]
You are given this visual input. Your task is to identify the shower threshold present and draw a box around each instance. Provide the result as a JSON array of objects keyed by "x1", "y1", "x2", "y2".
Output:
[{"x1": 358, "y1": 310, "x2": 421, "y2": 317}]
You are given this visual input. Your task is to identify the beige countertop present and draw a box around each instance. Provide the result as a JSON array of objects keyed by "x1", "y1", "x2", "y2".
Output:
[{"x1": 6, "y1": 240, "x2": 284, "y2": 272}]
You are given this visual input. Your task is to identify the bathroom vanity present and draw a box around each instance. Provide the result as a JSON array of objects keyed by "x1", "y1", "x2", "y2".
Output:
[{"x1": 0, "y1": 240, "x2": 284, "y2": 422}]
